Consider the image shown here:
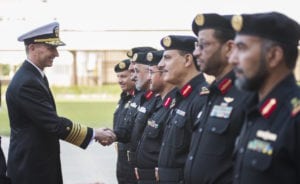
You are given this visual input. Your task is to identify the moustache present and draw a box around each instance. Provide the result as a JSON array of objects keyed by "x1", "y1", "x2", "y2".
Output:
[{"x1": 233, "y1": 67, "x2": 243, "y2": 74}]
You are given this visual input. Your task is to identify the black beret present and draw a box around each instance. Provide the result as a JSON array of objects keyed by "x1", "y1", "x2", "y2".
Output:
[
  {"x1": 160, "y1": 35, "x2": 197, "y2": 52},
  {"x1": 127, "y1": 47, "x2": 157, "y2": 58},
  {"x1": 192, "y1": 13, "x2": 234, "y2": 36},
  {"x1": 231, "y1": 12, "x2": 300, "y2": 46},
  {"x1": 146, "y1": 50, "x2": 164, "y2": 66},
  {"x1": 114, "y1": 59, "x2": 131, "y2": 72},
  {"x1": 132, "y1": 52, "x2": 149, "y2": 65}
]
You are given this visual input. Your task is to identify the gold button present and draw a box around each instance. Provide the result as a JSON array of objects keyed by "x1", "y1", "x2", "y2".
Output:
[{"x1": 66, "y1": 127, "x2": 70, "y2": 131}]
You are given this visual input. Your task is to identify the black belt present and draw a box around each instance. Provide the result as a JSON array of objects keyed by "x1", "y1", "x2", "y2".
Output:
[
  {"x1": 156, "y1": 167, "x2": 183, "y2": 182},
  {"x1": 135, "y1": 168, "x2": 156, "y2": 181}
]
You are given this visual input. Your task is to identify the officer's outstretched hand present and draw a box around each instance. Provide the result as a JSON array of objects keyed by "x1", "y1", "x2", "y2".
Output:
[{"x1": 94, "y1": 128, "x2": 116, "y2": 146}]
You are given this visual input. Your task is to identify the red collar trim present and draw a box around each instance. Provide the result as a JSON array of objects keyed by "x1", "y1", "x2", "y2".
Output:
[
  {"x1": 180, "y1": 84, "x2": 192, "y2": 98},
  {"x1": 145, "y1": 90, "x2": 154, "y2": 100},
  {"x1": 218, "y1": 78, "x2": 232, "y2": 95},
  {"x1": 260, "y1": 98, "x2": 277, "y2": 119}
]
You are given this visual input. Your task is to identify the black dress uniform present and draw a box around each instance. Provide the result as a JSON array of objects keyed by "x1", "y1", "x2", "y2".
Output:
[
  {"x1": 127, "y1": 91, "x2": 161, "y2": 166},
  {"x1": 113, "y1": 90, "x2": 134, "y2": 183},
  {"x1": 135, "y1": 88, "x2": 177, "y2": 183},
  {"x1": 115, "y1": 88, "x2": 144, "y2": 184},
  {"x1": 184, "y1": 71, "x2": 251, "y2": 183},
  {"x1": 233, "y1": 75, "x2": 300, "y2": 184},
  {"x1": 6, "y1": 22, "x2": 93, "y2": 184},
  {"x1": 230, "y1": 12, "x2": 300, "y2": 184},
  {"x1": 0, "y1": 137, "x2": 10, "y2": 184},
  {"x1": 113, "y1": 59, "x2": 136, "y2": 184},
  {"x1": 157, "y1": 74, "x2": 208, "y2": 183}
]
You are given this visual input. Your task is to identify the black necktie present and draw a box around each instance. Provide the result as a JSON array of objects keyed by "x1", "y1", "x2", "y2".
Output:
[
  {"x1": 43, "y1": 75, "x2": 49, "y2": 87},
  {"x1": 43, "y1": 75, "x2": 56, "y2": 110}
]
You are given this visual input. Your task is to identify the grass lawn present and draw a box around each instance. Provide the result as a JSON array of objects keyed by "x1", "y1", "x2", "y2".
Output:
[
  {"x1": 0, "y1": 84, "x2": 121, "y2": 136},
  {"x1": 0, "y1": 100, "x2": 117, "y2": 136}
]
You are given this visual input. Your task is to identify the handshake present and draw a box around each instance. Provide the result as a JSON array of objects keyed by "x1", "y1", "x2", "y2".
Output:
[{"x1": 94, "y1": 128, "x2": 116, "y2": 146}]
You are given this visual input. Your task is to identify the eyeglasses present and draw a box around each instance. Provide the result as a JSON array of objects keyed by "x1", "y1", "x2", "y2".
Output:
[
  {"x1": 134, "y1": 67, "x2": 150, "y2": 74},
  {"x1": 194, "y1": 41, "x2": 217, "y2": 50},
  {"x1": 149, "y1": 69, "x2": 162, "y2": 75}
]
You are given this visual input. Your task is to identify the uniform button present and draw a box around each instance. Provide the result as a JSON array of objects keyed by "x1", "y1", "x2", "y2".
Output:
[
  {"x1": 198, "y1": 128, "x2": 203, "y2": 133},
  {"x1": 162, "y1": 142, "x2": 165, "y2": 146},
  {"x1": 251, "y1": 159, "x2": 257, "y2": 166},
  {"x1": 208, "y1": 101, "x2": 212, "y2": 106},
  {"x1": 234, "y1": 174, "x2": 239, "y2": 179},
  {"x1": 211, "y1": 127, "x2": 216, "y2": 132},
  {"x1": 248, "y1": 121, "x2": 253, "y2": 126},
  {"x1": 189, "y1": 156, "x2": 193, "y2": 160},
  {"x1": 174, "y1": 121, "x2": 177, "y2": 124},
  {"x1": 239, "y1": 147, "x2": 244, "y2": 154}
]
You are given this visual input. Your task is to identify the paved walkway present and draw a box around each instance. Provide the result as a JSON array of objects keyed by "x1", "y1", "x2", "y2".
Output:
[{"x1": 1, "y1": 136, "x2": 118, "y2": 184}]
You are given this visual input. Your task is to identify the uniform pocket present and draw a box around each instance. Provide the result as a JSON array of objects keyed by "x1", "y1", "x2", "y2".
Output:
[
  {"x1": 169, "y1": 114, "x2": 186, "y2": 149},
  {"x1": 244, "y1": 150, "x2": 272, "y2": 171},
  {"x1": 199, "y1": 118, "x2": 230, "y2": 156},
  {"x1": 207, "y1": 118, "x2": 230, "y2": 134}
]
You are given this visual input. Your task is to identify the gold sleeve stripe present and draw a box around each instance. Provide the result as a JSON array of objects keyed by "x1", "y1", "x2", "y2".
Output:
[
  {"x1": 65, "y1": 123, "x2": 88, "y2": 147},
  {"x1": 66, "y1": 123, "x2": 79, "y2": 143}
]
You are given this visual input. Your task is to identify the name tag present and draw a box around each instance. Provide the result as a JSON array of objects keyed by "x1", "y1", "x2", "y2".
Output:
[
  {"x1": 138, "y1": 106, "x2": 146, "y2": 113},
  {"x1": 176, "y1": 109, "x2": 186, "y2": 117},
  {"x1": 197, "y1": 111, "x2": 203, "y2": 119},
  {"x1": 148, "y1": 120, "x2": 158, "y2": 128},
  {"x1": 210, "y1": 104, "x2": 232, "y2": 118},
  {"x1": 130, "y1": 102, "x2": 137, "y2": 108},
  {"x1": 256, "y1": 130, "x2": 277, "y2": 142},
  {"x1": 124, "y1": 102, "x2": 130, "y2": 109}
]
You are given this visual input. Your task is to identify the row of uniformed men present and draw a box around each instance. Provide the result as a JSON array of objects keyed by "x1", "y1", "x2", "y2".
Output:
[{"x1": 111, "y1": 12, "x2": 300, "y2": 184}]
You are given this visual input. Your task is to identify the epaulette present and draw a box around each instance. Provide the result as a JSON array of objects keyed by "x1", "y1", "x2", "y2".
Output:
[{"x1": 291, "y1": 97, "x2": 300, "y2": 117}]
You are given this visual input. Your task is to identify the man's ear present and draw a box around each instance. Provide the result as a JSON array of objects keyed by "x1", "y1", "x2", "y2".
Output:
[
  {"x1": 224, "y1": 40, "x2": 235, "y2": 59},
  {"x1": 266, "y1": 45, "x2": 284, "y2": 68},
  {"x1": 184, "y1": 54, "x2": 194, "y2": 67}
]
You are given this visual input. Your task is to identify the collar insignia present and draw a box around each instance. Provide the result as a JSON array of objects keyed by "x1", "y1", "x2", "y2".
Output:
[
  {"x1": 181, "y1": 84, "x2": 192, "y2": 98},
  {"x1": 218, "y1": 78, "x2": 232, "y2": 95},
  {"x1": 163, "y1": 97, "x2": 172, "y2": 108},
  {"x1": 199, "y1": 86, "x2": 210, "y2": 95},
  {"x1": 291, "y1": 97, "x2": 300, "y2": 117},
  {"x1": 260, "y1": 98, "x2": 277, "y2": 119},
  {"x1": 145, "y1": 90, "x2": 154, "y2": 100}
]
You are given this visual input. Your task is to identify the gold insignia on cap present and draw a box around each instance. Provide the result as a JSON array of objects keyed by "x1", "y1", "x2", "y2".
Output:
[
  {"x1": 163, "y1": 36, "x2": 172, "y2": 47},
  {"x1": 132, "y1": 53, "x2": 138, "y2": 62},
  {"x1": 231, "y1": 15, "x2": 243, "y2": 32},
  {"x1": 195, "y1": 14, "x2": 205, "y2": 26},
  {"x1": 147, "y1": 52, "x2": 153, "y2": 62},
  {"x1": 119, "y1": 62, "x2": 126, "y2": 69},
  {"x1": 54, "y1": 26, "x2": 59, "y2": 37},
  {"x1": 127, "y1": 50, "x2": 133, "y2": 57}
]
